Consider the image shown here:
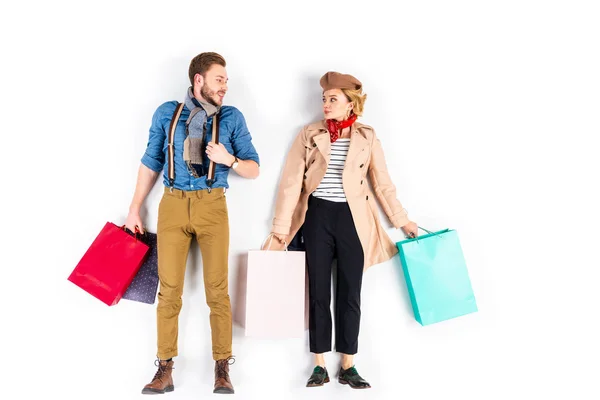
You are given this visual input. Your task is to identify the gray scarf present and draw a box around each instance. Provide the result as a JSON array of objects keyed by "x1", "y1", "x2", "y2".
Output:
[{"x1": 183, "y1": 87, "x2": 220, "y2": 178}]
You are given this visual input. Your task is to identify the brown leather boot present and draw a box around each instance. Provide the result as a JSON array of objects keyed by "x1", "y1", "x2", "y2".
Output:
[
  {"x1": 213, "y1": 357, "x2": 235, "y2": 394},
  {"x1": 141, "y1": 359, "x2": 175, "y2": 394}
]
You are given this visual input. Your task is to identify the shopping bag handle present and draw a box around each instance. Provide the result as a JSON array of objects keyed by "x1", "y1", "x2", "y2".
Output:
[
  {"x1": 261, "y1": 233, "x2": 288, "y2": 252},
  {"x1": 418, "y1": 226, "x2": 433, "y2": 235},
  {"x1": 405, "y1": 225, "x2": 433, "y2": 239},
  {"x1": 419, "y1": 226, "x2": 447, "y2": 238},
  {"x1": 408, "y1": 226, "x2": 445, "y2": 243},
  {"x1": 403, "y1": 226, "x2": 441, "y2": 241},
  {"x1": 120, "y1": 225, "x2": 144, "y2": 242}
]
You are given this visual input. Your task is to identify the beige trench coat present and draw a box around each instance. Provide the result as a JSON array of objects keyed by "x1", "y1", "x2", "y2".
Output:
[{"x1": 270, "y1": 120, "x2": 411, "y2": 270}]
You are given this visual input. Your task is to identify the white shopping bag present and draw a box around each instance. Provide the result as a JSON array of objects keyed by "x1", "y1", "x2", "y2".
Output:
[{"x1": 245, "y1": 235, "x2": 307, "y2": 338}]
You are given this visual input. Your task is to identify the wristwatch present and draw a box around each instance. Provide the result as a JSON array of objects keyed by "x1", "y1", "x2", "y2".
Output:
[{"x1": 230, "y1": 156, "x2": 239, "y2": 169}]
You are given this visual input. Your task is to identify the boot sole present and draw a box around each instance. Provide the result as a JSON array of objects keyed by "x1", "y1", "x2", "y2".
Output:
[
  {"x1": 338, "y1": 378, "x2": 371, "y2": 389},
  {"x1": 306, "y1": 377, "x2": 330, "y2": 387},
  {"x1": 213, "y1": 387, "x2": 235, "y2": 394},
  {"x1": 141, "y1": 385, "x2": 174, "y2": 394}
]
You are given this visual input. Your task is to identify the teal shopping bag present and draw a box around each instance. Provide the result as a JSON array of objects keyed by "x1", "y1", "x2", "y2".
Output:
[{"x1": 396, "y1": 228, "x2": 477, "y2": 325}]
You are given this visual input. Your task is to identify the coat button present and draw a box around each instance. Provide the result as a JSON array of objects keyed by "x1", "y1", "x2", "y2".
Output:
[
  {"x1": 304, "y1": 174, "x2": 307, "y2": 179},
  {"x1": 361, "y1": 180, "x2": 363, "y2": 185},
  {"x1": 301, "y1": 187, "x2": 304, "y2": 193},
  {"x1": 312, "y1": 159, "x2": 315, "y2": 164},
  {"x1": 312, "y1": 143, "x2": 317, "y2": 147},
  {"x1": 360, "y1": 164, "x2": 364, "y2": 168},
  {"x1": 366, "y1": 195, "x2": 369, "y2": 200}
]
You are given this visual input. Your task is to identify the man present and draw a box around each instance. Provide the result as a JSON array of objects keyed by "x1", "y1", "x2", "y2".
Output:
[{"x1": 125, "y1": 52, "x2": 260, "y2": 395}]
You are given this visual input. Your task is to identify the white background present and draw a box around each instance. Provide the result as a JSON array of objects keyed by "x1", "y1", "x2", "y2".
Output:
[{"x1": 2, "y1": 1, "x2": 599, "y2": 399}]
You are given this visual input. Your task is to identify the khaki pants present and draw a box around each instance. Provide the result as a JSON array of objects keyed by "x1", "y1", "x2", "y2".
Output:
[{"x1": 155, "y1": 187, "x2": 231, "y2": 361}]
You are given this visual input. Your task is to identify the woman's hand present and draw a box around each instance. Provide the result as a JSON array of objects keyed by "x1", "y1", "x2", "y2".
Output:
[
  {"x1": 261, "y1": 233, "x2": 287, "y2": 250},
  {"x1": 401, "y1": 221, "x2": 418, "y2": 239},
  {"x1": 272, "y1": 233, "x2": 287, "y2": 243}
]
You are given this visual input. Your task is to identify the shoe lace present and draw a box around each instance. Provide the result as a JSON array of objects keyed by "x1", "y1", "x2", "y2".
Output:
[
  {"x1": 152, "y1": 359, "x2": 172, "y2": 382},
  {"x1": 216, "y1": 356, "x2": 235, "y2": 379}
]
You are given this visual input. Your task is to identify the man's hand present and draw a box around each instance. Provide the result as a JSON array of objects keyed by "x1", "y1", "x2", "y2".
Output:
[
  {"x1": 206, "y1": 142, "x2": 235, "y2": 166},
  {"x1": 125, "y1": 210, "x2": 144, "y2": 234},
  {"x1": 401, "y1": 221, "x2": 418, "y2": 239}
]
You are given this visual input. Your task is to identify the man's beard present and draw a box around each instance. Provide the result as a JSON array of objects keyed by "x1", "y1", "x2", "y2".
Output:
[{"x1": 201, "y1": 83, "x2": 221, "y2": 107}]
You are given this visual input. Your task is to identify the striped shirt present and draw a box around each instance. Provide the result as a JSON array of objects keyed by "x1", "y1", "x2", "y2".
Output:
[{"x1": 312, "y1": 139, "x2": 350, "y2": 202}]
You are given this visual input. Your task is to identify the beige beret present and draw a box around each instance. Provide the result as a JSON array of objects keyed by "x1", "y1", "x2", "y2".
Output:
[{"x1": 320, "y1": 71, "x2": 362, "y2": 91}]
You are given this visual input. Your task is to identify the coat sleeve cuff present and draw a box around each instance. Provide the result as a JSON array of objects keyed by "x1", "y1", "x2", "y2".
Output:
[
  {"x1": 271, "y1": 218, "x2": 291, "y2": 236},
  {"x1": 390, "y1": 209, "x2": 410, "y2": 229}
]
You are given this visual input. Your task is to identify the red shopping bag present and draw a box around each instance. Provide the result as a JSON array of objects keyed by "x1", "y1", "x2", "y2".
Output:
[{"x1": 68, "y1": 222, "x2": 150, "y2": 306}]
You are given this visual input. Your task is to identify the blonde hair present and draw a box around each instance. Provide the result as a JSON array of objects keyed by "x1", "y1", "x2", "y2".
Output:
[{"x1": 342, "y1": 88, "x2": 367, "y2": 117}]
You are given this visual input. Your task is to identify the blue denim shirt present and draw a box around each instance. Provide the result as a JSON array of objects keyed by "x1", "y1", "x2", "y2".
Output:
[{"x1": 141, "y1": 101, "x2": 260, "y2": 191}]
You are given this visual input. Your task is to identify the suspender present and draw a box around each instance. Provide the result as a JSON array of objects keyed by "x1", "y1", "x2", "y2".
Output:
[
  {"x1": 206, "y1": 108, "x2": 219, "y2": 188},
  {"x1": 167, "y1": 102, "x2": 219, "y2": 191},
  {"x1": 167, "y1": 103, "x2": 184, "y2": 188}
]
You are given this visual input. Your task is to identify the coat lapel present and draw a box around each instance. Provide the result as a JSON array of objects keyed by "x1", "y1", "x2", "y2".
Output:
[
  {"x1": 345, "y1": 126, "x2": 369, "y2": 165},
  {"x1": 310, "y1": 121, "x2": 368, "y2": 167},
  {"x1": 312, "y1": 132, "x2": 331, "y2": 164}
]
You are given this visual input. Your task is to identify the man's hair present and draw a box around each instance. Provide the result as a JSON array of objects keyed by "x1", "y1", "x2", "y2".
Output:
[{"x1": 188, "y1": 52, "x2": 226, "y2": 87}]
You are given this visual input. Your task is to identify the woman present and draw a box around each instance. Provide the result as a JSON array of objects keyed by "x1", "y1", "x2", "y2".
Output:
[{"x1": 267, "y1": 71, "x2": 418, "y2": 389}]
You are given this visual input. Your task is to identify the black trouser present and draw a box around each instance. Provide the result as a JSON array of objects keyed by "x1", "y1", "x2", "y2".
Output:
[{"x1": 303, "y1": 196, "x2": 365, "y2": 355}]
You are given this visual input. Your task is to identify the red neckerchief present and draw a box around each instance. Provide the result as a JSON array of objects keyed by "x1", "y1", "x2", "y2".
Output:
[{"x1": 326, "y1": 113, "x2": 357, "y2": 143}]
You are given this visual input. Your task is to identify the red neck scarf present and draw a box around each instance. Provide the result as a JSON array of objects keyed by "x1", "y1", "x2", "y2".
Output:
[{"x1": 326, "y1": 113, "x2": 357, "y2": 143}]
